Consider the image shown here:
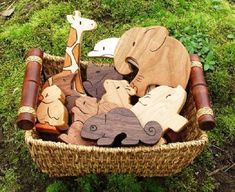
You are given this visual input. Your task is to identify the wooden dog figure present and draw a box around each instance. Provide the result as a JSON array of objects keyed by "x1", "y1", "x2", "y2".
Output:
[
  {"x1": 131, "y1": 85, "x2": 188, "y2": 133},
  {"x1": 81, "y1": 107, "x2": 163, "y2": 146},
  {"x1": 100, "y1": 80, "x2": 136, "y2": 108}
]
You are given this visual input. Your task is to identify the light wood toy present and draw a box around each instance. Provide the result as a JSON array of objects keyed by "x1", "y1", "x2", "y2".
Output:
[
  {"x1": 100, "y1": 80, "x2": 136, "y2": 108},
  {"x1": 36, "y1": 85, "x2": 69, "y2": 133},
  {"x1": 46, "y1": 11, "x2": 97, "y2": 95},
  {"x1": 131, "y1": 85, "x2": 188, "y2": 133},
  {"x1": 81, "y1": 107, "x2": 163, "y2": 146},
  {"x1": 88, "y1": 38, "x2": 120, "y2": 58},
  {"x1": 58, "y1": 96, "x2": 118, "y2": 145},
  {"x1": 114, "y1": 26, "x2": 191, "y2": 96}
]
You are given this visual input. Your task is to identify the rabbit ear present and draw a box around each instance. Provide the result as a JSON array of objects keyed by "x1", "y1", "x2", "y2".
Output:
[{"x1": 146, "y1": 26, "x2": 168, "y2": 52}]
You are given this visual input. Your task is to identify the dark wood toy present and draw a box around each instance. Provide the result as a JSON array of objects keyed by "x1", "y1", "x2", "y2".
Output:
[
  {"x1": 58, "y1": 96, "x2": 117, "y2": 145},
  {"x1": 16, "y1": 48, "x2": 43, "y2": 130},
  {"x1": 43, "y1": 73, "x2": 80, "y2": 97},
  {"x1": 81, "y1": 108, "x2": 163, "y2": 146},
  {"x1": 83, "y1": 64, "x2": 122, "y2": 100},
  {"x1": 190, "y1": 54, "x2": 215, "y2": 130}
]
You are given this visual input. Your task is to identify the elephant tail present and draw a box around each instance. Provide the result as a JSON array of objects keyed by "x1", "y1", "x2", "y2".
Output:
[{"x1": 142, "y1": 121, "x2": 163, "y2": 145}]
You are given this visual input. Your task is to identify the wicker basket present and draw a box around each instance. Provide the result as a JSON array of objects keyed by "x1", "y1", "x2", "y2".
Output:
[{"x1": 25, "y1": 53, "x2": 208, "y2": 177}]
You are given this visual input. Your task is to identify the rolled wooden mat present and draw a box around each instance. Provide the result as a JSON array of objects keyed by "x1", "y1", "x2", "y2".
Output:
[
  {"x1": 190, "y1": 54, "x2": 215, "y2": 130},
  {"x1": 16, "y1": 48, "x2": 43, "y2": 130}
]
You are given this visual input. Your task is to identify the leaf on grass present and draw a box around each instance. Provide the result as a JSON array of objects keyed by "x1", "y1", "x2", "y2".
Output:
[
  {"x1": 227, "y1": 34, "x2": 234, "y2": 39},
  {"x1": 0, "y1": 7, "x2": 15, "y2": 17}
]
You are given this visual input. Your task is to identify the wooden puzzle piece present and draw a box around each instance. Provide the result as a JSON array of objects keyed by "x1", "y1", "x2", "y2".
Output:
[
  {"x1": 58, "y1": 121, "x2": 95, "y2": 145},
  {"x1": 45, "y1": 11, "x2": 97, "y2": 95},
  {"x1": 100, "y1": 80, "x2": 136, "y2": 108},
  {"x1": 88, "y1": 38, "x2": 120, "y2": 58},
  {"x1": 131, "y1": 85, "x2": 188, "y2": 133},
  {"x1": 81, "y1": 107, "x2": 163, "y2": 146},
  {"x1": 44, "y1": 73, "x2": 80, "y2": 97},
  {"x1": 58, "y1": 96, "x2": 117, "y2": 145},
  {"x1": 35, "y1": 123, "x2": 60, "y2": 134},
  {"x1": 114, "y1": 26, "x2": 191, "y2": 96},
  {"x1": 65, "y1": 95, "x2": 80, "y2": 114},
  {"x1": 83, "y1": 64, "x2": 122, "y2": 100},
  {"x1": 36, "y1": 85, "x2": 69, "y2": 131}
]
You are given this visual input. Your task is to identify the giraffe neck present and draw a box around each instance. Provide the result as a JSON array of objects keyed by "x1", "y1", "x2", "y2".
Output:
[{"x1": 63, "y1": 28, "x2": 84, "y2": 72}]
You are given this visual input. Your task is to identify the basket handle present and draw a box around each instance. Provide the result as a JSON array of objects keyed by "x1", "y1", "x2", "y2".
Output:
[{"x1": 190, "y1": 54, "x2": 215, "y2": 130}]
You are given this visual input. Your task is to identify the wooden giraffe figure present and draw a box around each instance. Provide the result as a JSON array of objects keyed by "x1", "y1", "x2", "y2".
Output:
[{"x1": 47, "y1": 11, "x2": 97, "y2": 95}]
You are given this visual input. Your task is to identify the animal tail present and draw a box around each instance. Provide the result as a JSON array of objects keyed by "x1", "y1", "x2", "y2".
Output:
[{"x1": 142, "y1": 121, "x2": 162, "y2": 145}]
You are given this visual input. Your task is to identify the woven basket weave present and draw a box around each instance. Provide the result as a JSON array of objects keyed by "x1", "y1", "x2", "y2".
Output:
[{"x1": 25, "y1": 53, "x2": 208, "y2": 177}]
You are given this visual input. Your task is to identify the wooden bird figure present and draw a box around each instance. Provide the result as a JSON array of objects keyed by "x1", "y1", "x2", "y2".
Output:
[{"x1": 36, "y1": 85, "x2": 68, "y2": 130}]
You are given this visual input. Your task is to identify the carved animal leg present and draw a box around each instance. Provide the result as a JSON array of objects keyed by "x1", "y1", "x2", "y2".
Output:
[
  {"x1": 121, "y1": 137, "x2": 139, "y2": 146},
  {"x1": 97, "y1": 137, "x2": 114, "y2": 146}
]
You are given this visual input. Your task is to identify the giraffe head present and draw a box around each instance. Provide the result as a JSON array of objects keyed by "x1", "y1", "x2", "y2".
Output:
[{"x1": 67, "y1": 11, "x2": 97, "y2": 32}]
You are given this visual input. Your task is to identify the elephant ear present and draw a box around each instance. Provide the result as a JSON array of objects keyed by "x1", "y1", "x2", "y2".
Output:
[{"x1": 145, "y1": 26, "x2": 168, "y2": 52}]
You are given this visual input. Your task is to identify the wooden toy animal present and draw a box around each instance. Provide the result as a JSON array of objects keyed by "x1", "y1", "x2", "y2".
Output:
[
  {"x1": 88, "y1": 38, "x2": 120, "y2": 58},
  {"x1": 43, "y1": 73, "x2": 79, "y2": 97},
  {"x1": 114, "y1": 26, "x2": 191, "y2": 96},
  {"x1": 58, "y1": 96, "x2": 117, "y2": 145},
  {"x1": 36, "y1": 85, "x2": 69, "y2": 132},
  {"x1": 100, "y1": 80, "x2": 136, "y2": 108},
  {"x1": 81, "y1": 108, "x2": 163, "y2": 146},
  {"x1": 131, "y1": 85, "x2": 188, "y2": 133},
  {"x1": 83, "y1": 64, "x2": 122, "y2": 100},
  {"x1": 45, "y1": 11, "x2": 97, "y2": 95}
]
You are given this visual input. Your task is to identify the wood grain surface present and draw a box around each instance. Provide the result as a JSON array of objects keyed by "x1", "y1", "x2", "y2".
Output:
[
  {"x1": 131, "y1": 85, "x2": 188, "y2": 133},
  {"x1": 16, "y1": 48, "x2": 43, "y2": 130},
  {"x1": 100, "y1": 80, "x2": 136, "y2": 108},
  {"x1": 58, "y1": 96, "x2": 117, "y2": 145},
  {"x1": 190, "y1": 54, "x2": 215, "y2": 130},
  {"x1": 81, "y1": 107, "x2": 163, "y2": 146},
  {"x1": 114, "y1": 26, "x2": 191, "y2": 96},
  {"x1": 36, "y1": 85, "x2": 69, "y2": 131},
  {"x1": 83, "y1": 64, "x2": 122, "y2": 100}
]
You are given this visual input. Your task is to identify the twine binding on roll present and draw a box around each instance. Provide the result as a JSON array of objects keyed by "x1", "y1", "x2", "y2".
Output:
[
  {"x1": 26, "y1": 56, "x2": 43, "y2": 66},
  {"x1": 197, "y1": 107, "x2": 214, "y2": 119},
  {"x1": 18, "y1": 106, "x2": 36, "y2": 116},
  {"x1": 191, "y1": 61, "x2": 203, "y2": 68}
]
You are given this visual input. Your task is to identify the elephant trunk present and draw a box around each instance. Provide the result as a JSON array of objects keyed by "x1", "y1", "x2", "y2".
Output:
[{"x1": 130, "y1": 72, "x2": 148, "y2": 96}]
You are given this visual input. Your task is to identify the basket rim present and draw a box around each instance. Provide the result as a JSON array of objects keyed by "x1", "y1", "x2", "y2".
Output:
[{"x1": 25, "y1": 129, "x2": 208, "y2": 153}]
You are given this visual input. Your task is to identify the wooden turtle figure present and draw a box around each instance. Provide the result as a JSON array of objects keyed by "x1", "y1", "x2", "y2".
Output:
[{"x1": 81, "y1": 107, "x2": 163, "y2": 146}]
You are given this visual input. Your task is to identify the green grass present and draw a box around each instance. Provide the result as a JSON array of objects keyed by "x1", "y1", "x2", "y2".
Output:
[{"x1": 0, "y1": 0, "x2": 234, "y2": 191}]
